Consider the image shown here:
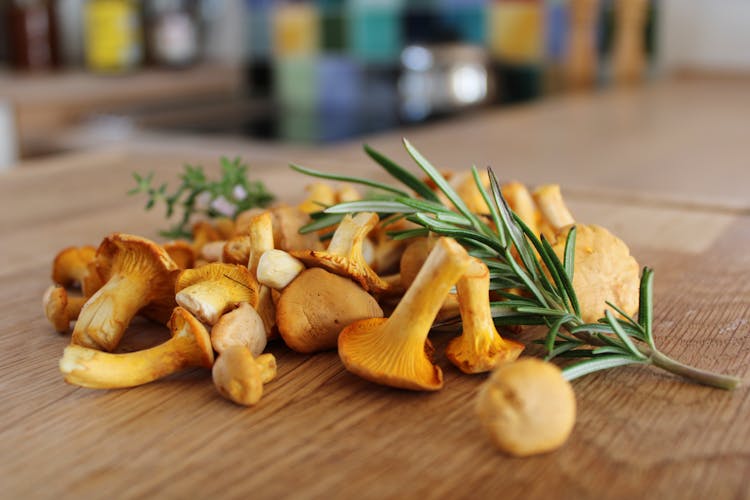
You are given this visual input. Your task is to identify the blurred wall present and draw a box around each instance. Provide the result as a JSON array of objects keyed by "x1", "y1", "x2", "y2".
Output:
[{"x1": 661, "y1": 0, "x2": 750, "y2": 72}]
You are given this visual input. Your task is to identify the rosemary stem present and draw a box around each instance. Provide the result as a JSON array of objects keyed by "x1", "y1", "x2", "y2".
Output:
[{"x1": 646, "y1": 348, "x2": 742, "y2": 390}]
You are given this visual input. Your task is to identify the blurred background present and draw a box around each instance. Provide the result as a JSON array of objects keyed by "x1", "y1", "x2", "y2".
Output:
[{"x1": 1, "y1": 0, "x2": 749, "y2": 169}]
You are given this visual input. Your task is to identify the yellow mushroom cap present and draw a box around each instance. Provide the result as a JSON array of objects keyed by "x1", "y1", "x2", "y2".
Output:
[
  {"x1": 52, "y1": 245, "x2": 97, "y2": 288},
  {"x1": 552, "y1": 224, "x2": 640, "y2": 323},
  {"x1": 163, "y1": 240, "x2": 196, "y2": 270},
  {"x1": 175, "y1": 263, "x2": 259, "y2": 325},
  {"x1": 96, "y1": 233, "x2": 180, "y2": 324}
]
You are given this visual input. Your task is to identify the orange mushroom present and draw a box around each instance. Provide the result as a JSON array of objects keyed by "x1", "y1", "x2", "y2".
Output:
[
  {"x1": 60, "y1": 307, "x2": 213, "y2": 389},
  {"x1": 291, "y1": 212, "x2": 390, "y2": 294},
  {"x1": 175, "y1": 263, "x2": 259, "y2": 325},
  {"x1": 338, "y1": 237, "x2": 472, "y2": 391},
  {"x1": 446, "y1": 258, "x2": 525, "y2": 374},
  {"x1": 71, "y1": 233, "x2": 179, "y2": 352},
  {"x1": 52, "y1": 245, "x2": 97, "y2": 288}
]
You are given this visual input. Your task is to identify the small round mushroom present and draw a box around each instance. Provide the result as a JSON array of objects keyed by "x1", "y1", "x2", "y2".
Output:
[
  {"x1": 43, "y1": 285, "x2": 86, "y2": 333},
  {"x1": 52, "y1": 245, "x2": 97, "y2": 288},
  {"x1": 212, "y1": 346, "x2": 277, "y2": 406},
  {"x1": 175, "y1": 263, "x2": 259, "y2": 325},
  {"x1": 211, "y1": 302, "x2": 267, "y2": 356},
  {"x1": 60, "y1": 307, "x2": 214, "y2": 389},
  {"x1": 476, "y1": 358, "x2": 576, "y2": 457},
  {"x1": 71, "y1": 233, "x2": 179, "y2": 352},
  {"x1": 276, "y1": 268, "x2": 383, "y2": 353}
]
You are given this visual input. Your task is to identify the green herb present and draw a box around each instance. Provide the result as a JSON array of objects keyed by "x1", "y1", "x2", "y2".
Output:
[
  {"x1": 129, "y1": 157, "x2": 275, "y2": 239},
  {"x1": 293, "y1": 138, "x2": 741, "y2": 390}
]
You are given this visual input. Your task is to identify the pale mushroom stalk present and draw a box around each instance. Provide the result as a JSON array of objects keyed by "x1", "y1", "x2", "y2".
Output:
[
  {"x1": 257, "y1": 250, "x2": 305, "y2": 290},
  {"x1": 175, "y1": 263, "x2": 259, "y2": 325},
  {"x1": 502, "y1": 182, "x2": 540, "y2": 237},
  {"x1": 60, "y1": 307, "x2": 214, "y2": 389},
  {"x1": 446, "y1": 259, "x2": 525, "y2": 374},
  {"x1": 533, "y1": 185, "x2": 576, "y2": 235},
  {"x1": 43, "y1": 286, "x2": 87, "y2": 333},
  {"x1": 246, "y1": 212, "x2": 276, "y2": 336},
  {"x1": 213, "y1": 346, "x2": 277, "y2": 406},
  {"x1": 72, "y1": 234, "x2": 179, "y2": 351},
  {"x1": 338, "y1": 237, "x2": 472, "y2": 391}
]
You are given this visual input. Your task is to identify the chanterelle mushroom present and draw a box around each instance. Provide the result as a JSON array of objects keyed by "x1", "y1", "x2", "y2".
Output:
[
  {"x1": 60, "y1": 307, "x2": 214, "y2": 389},
  {"x1": 211, "y1": 302, "x2": 267, "y2": 356},
  {"x1": 338, "y1": 237, "x2": 472, "y2": 391},
  {"x1": 213, "y1": 346, "x2": 277, "y2": 406},
  {"x1": 246, "y1": 211, "x2": 277, "y2": 336},
  {"x1": 552, "y1": 224, "x2": 640, "y2": 323},
  {"x1": 163, "y1": 241, "x2": 196, "y2": 270},
  {"x1": 175, "y1": 263, "x2": 259, "y2": 325},
  {"x1": 533, "y1": 184, "x2": 576, "y2": 237},
  {"x1": 446, "y1": 258, "x2": 525, "y2": 374},
  {"x1": 52, "y1": 245, "x2": 97, "y2": 288},
  {"x1": 43, "y1": 285, "x2": 86, "y2": 333},
  {"x1": 291, "y1": 212, "x2": 390, "y2": 294},
  {"x1": 476, "y1": 358, "x2": 576, "y2": 457},
  {"x1": 276, "y1": 268, "x2": 383, "y2": 353},
  {"x1": 71, "y1": 233, "x2": 179, "y2": 352}
]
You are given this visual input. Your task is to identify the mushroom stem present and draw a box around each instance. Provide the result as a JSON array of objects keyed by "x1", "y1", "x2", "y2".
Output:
[
  {"x1": 61, "y1": 307, "x2": 214, "y2": 389},
  {"x1": 72, "y1": 273, "x2": 152, "y2": 351},
  {"x1": 533, "y1": 185, "x2": 576, "y2": 234},
  {"x1": 326, "y1": 212, "x2": 375, "y2": 257},
  {"x1": 338, "y1": 237, "x2": 471, "y2": 391},
  {"x1": 447, "y1": 259, "x2": 525, "y2": 374},
  {"x1": 387, "y1": 241, "x2": 467, "y2": 339},
  {"x1": 247, "y1": 212, "x2": 274, "y2": 274},
  {"x1": 176, "y1": 281, "x2": 242, "y2": 326}
]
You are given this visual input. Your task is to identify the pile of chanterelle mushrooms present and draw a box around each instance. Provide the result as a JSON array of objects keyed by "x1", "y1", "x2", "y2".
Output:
[{"x1": 44, "y1": 174, "x2": 639, "y2": 455}]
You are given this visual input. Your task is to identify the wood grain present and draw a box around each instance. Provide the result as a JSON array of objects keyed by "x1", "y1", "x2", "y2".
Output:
[{"x1": 1, "y1": 79, "x2": 749, "y2": 499}]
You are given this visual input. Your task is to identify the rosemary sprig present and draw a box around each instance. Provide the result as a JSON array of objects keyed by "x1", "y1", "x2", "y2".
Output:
[
  {"x1": 130, "y1": 157, "x2": 275, "y2": 239},
  {"x1": 294, "y1": 139, "x2": 741, "y2": 390}
]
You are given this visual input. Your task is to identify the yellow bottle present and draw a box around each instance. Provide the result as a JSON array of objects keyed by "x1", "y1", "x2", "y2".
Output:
[{"x1": 84, "y1": 0, "x2": 142, "y2": 73}]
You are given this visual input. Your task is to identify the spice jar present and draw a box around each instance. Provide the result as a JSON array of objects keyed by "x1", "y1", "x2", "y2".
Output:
[
  {"x1": 84, "y1": 0, "x2": 142, "y2": 73},
  {"x1": 143, "y1": 0, "x2": 200, "y2": 68},
  {"x1": 6, "y1": 0, "x2": 59, "y2": 71}
]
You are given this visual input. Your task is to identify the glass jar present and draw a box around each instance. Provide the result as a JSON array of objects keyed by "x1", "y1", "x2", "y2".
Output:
[
  {"x1": 6, "y1": 0, "x2": 59, "y2": 71},
  {"x1": 143, "y1": 0, "x2": 200, "y2": 68},
  {"x1": 84, "y1": 0, "x2": 142, "y2": 73}
]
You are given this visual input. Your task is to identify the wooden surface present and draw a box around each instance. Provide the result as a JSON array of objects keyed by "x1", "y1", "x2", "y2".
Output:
[{"x1": 1, "y1": 78, "x2": 749, "y2": 500}]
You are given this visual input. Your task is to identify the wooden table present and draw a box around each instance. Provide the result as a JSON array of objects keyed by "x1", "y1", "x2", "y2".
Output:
[{"x1": 1, "y1": 78, "x2": 748, "y2": 499}]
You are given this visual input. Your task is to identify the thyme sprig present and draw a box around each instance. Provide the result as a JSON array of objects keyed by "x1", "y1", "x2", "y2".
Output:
[
  {"x1": 294, "y1": 139, "x2": 741, "y2": 390},
  {"x1": 130, "y1": 157, "x2": 275, "y2": 239}
]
